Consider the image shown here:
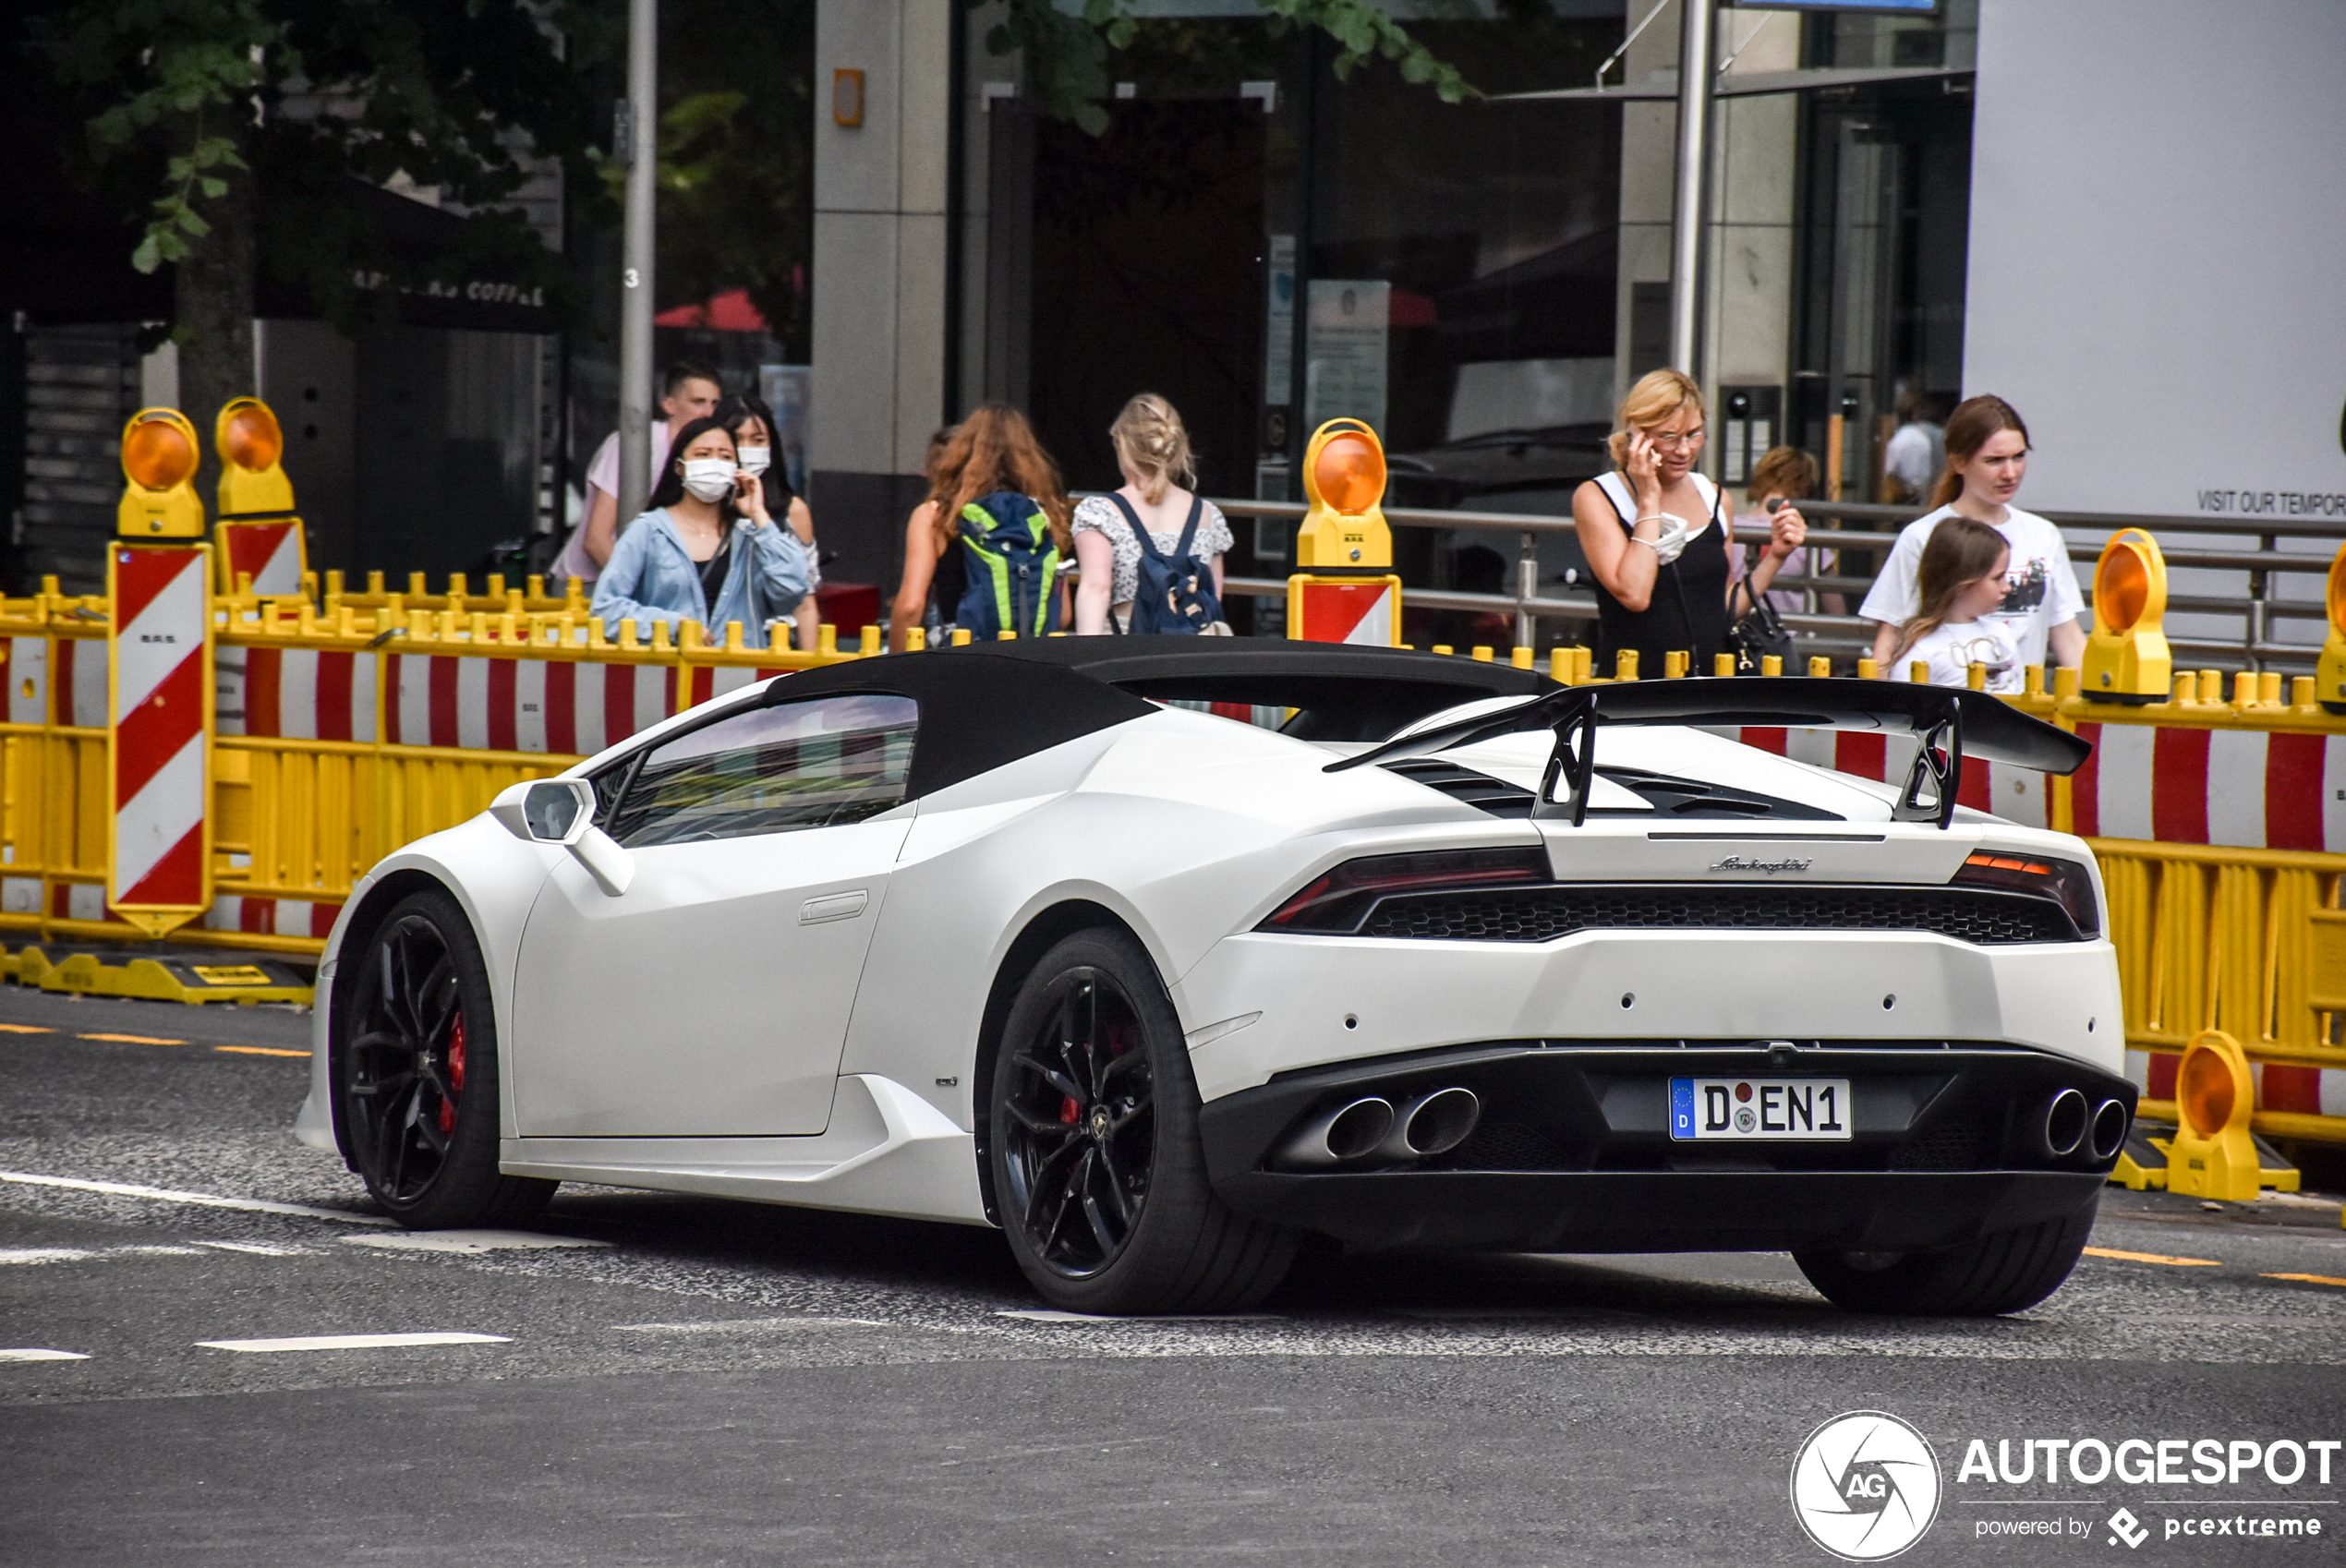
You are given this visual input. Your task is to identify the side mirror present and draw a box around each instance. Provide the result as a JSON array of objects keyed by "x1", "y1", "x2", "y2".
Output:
[
  {"x1": 490, "y1": 778, "x2": 594, "y2": 845},
  {"x1": 487, "y1": 778, "x2": 635, "y2": 897}
]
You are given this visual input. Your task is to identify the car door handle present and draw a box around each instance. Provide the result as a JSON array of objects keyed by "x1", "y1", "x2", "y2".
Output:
[{"x1": 799, "y1": 889, "x2": 870, "y2": 925}]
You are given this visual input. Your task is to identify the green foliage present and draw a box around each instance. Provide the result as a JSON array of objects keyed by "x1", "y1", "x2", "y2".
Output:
[
  {"x1": 21, "y1": 0, "x2": 613, "y2": 326},
  {"x1": 975, "y1": 0, "x2": 1476, "y2": 131}
]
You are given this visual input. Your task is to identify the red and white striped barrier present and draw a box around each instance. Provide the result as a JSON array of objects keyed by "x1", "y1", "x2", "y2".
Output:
[
  {"x1": 1291, "y1": 578, "x2": 1398, "y2": 646},
  {"x1": 380, "y1": 652, "x2": 787, "y2": 756},
  {"x1": 200, "y1": 893, "x2": 342, "y2": 941},
  {"x1": 2128, "y1": 1048, "x2": 2346, "y2": 1120},
  {"x1": 107, "y1": 544, "x2": 212, "y2": 927},
  {"x1": 4, "y1": 634, "x2": 108, "y2": 730},
  {"x1": 2071, "y1": 721, "x2": 2346, "y2": 850},
  {"x1": 216, "y1": 646, "x2": 378, "y2": 742},
  {"x1": 217, "y1": 518, "x2": 305, "y2": 597}
]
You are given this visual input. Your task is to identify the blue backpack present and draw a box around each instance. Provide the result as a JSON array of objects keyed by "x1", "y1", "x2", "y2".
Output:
[
  {"x1": 1107, "y1": 494, "x2": 1223, "y2": 635},
  {"x1": 954, "y1": 491, "x2": 1062, "y2": 639}
]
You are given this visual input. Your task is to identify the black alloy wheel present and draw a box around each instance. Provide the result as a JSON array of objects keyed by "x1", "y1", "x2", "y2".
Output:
[
  {"x1": 998, "y1": 966, "x2": 1155, "y2": 1278},
  {"x1": 336, "y1": 889, "x2": 553, "y2": 1227},
  {"x1": 988, "y1": 928, "x2": 1296, "y2": 1313}
]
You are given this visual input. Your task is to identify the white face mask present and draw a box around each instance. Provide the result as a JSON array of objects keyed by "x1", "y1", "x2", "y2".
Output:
[
  {"x1": 736, "y1": 445, "x2": 771, "y2": 476},
  {"x1": 680, "y1": 457, "x2": 736, "y2": 503}
]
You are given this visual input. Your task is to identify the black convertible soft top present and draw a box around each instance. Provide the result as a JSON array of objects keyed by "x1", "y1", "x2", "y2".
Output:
[{"x1": 759, "y1": 640, "x2": 1551, "y2": 796}]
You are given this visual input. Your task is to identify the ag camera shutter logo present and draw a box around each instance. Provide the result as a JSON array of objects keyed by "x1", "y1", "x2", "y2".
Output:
[{"x1": 1790, "y1": 1411, "x2": 1942, "y2": 1561}]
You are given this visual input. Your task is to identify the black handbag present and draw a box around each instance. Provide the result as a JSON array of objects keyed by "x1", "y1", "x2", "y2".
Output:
[{"x1": 1726, "y1": 563, "x2": 1797, "y2": 674}]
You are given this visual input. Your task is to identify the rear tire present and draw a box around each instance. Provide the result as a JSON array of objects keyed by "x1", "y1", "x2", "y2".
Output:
[
  {"x1": 334, "y1": 888, "x2": 557, "y2": 1229},
  {"x1": 1794, "y1": 1199, "x2": 2097, "y2": 1316},
  {"x1": 989, "y1": 928, "x2": 1296, "y2": 1314}
]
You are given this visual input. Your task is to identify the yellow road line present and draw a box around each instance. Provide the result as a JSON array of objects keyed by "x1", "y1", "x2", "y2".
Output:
[
  {"x1": 0, "y1": 1023, "x2": 54, "y2": 1035},
  {"x1": 77, "y1": 1032, "x2": 186, "y2": 1046},
  {"x1": 2264, "y1": 1272, "x2": 2346, "y2": 1289},
  {"x1": 214, "y1": 1045, "x2": 309, "y2": 1058},
  {"x1": 2083, "y1": 1246, "x2": 2221, "y2": 1267}
]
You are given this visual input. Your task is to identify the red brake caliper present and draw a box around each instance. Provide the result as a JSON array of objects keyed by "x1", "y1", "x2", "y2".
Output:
[{"x1": 441, "y1": 1013, "x2": 466, "y2": 1133}]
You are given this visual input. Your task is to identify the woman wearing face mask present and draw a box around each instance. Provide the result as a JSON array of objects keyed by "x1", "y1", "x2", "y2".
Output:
[
  {"x1": 719, "y1": 392, "x2": 821, "y2": 649},
  {"x1": 591, "y1": 416, "x2": 812, "y2": 648}
]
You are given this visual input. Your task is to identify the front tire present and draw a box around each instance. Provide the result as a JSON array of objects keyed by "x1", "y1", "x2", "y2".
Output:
[
  {"x1": 1794, "y1": 1200, "x2": 2097, "y2": 1316},
  {"x1": 989, "y1": 928, "x2": 1295, "y2": 1314},
  {"x1": 334, "y1": 888, "x2": 555, "y2": 1229}
]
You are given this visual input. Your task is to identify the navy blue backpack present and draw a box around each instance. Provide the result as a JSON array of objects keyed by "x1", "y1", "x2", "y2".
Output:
[
  {"x1": 954, "y1": 491, "x2": 1062, "y2": 639},
  {"x1": 1107, "y1": 495, "x2": 1223, "y2": 635}
]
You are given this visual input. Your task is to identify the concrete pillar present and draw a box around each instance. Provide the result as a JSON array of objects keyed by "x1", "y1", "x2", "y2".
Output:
[
  {"x1": 810, "y1": 0, "x2": 954, "y2": 591},
  {"x1": 1612, "y1": 0, "x2": 1683, "y2": 407},
  {"x1": 1703, "y1": 14, "x2": 1800, "y2": 399}
]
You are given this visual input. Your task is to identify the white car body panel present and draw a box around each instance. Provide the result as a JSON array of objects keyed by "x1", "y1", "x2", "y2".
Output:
[{"x1": 299, "y1": 650, "x2": 2125, "y2": 1254}]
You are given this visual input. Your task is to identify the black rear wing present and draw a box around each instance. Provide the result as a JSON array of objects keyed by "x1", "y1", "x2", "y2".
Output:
[{"x1": 1326, "y1": 676, "x2": 2091, "y2": 829}]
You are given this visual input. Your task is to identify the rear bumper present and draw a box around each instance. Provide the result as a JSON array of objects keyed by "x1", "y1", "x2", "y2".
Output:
[{"x1": 1198, "y1": 1040, "x2": 2132, "y2": 1253}]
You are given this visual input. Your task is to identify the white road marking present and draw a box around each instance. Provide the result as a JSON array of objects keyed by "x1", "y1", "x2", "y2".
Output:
[
  {"x1": 0, "y1": 1170, "x2": 388, "y2": 1224},
  {"x1": 995, "y1": 1309, "x2": 1283, "y2": 1323},
  {"x1": 195, "y1": 1240, "x2": 313, "y2": 1256},
  {"x1": 0, "y1": 1348, "x2": 91, "y2": 1362},
  {"x1": 0, "y1": 1248, "x2": 95, "y2": 1265},
  {"x1": 197, "y1": 1333, "x2": 512, "y2": 1354},
  {"x1": 342, "y1": 1230, "x2": 612, "y2": 1255},
  {"x1": 614, "y1": 1317, "x2": 889, "y2": 1333}
]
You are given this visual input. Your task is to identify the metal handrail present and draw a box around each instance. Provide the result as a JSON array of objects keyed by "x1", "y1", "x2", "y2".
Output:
[{"x1": 1212, "y1": 493, "x2": 2344, "y2": 669}]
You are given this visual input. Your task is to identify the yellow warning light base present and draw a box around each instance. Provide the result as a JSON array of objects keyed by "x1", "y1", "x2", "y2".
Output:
[
  {"x1": 2081, "y1": 527, "x2": 2171, "y2": 703},
  {"x1": 2158, "y1": 1030, "x2": 2298, "y2": 1200},
  {"x1": 1296, "y1": 419, "x2": 1393, "y2": 571},
  {"x1": 215, "y1": 397, "x2": 296, "y2": 516},
  {"x1": 6, "y1": 944, "x2": 314, "y2": 1006},
  {"x1": 2109, "y1": 1126, "x2": 2300, "y2": 1196},
  {"x1": 117, "y1": 408, "x2": 206, "y2": 537}
]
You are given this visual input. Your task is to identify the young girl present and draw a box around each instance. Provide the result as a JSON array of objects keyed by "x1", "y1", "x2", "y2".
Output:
[
  {"x1": 887, "y1": 406, "x2": 1072, "y2": 651},
  {"x1": 1888, "y1": 515, "x2": 2020, "y2": 692},
  {"x1": 1071, "y1": 393, "x2": 1231, "y2": 634}
]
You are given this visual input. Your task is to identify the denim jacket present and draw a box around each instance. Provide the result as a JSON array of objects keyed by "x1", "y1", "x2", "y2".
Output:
[{"x1": 591, "y1": 508, "x2": 812, "y2": 649}]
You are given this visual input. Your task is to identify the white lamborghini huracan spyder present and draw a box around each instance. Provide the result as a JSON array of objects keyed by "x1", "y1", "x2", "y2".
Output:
[{"x1": 296, "y1": 641, "x2": 2129, "y2": 1316}]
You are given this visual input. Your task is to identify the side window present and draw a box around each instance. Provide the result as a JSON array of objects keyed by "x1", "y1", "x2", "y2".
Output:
[{"x1": 607, "y1": 694, "x2": 917, "y2": 849}]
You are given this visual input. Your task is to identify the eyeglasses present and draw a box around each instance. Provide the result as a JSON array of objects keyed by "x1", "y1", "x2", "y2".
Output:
[{"x1": 1643, "y1": 428, "x2": 1705, "y2": 450}]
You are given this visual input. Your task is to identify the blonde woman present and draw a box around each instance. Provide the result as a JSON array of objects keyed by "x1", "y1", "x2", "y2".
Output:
[
  {"x1": 1886, "y1": 515, "x2": 2018, "y2": 692},
  {"x1": 1573, "y1": 369, "x2": 1806, "y2": 675},
  {"x1": 1072, "y1": 394, "x2": 1232, "y2": 634}
]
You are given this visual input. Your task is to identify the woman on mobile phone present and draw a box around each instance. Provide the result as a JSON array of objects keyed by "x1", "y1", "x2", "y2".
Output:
[
  {"x1": 592, "y1": 416, "x2": 812, "y2": 649},
  {"x1": 1573, "y1": 369, "x2": 1806, "y2": 676}
]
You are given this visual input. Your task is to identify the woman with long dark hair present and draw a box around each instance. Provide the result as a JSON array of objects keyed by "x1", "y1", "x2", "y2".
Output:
[
  {"x1": 1857, "y1": 394, "x2": 2086, "y2": 673},
  {"x1": 719, "y1": 392, "x2": 821, "y2": 649},
  {"x1": 887, "y1": 404, "x2": 1072, "y2": 652},
  {"x1": 590, "y1": 416, "x2": 812, "y2": 648}
]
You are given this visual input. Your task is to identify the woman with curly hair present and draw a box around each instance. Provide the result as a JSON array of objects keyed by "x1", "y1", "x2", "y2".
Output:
[{"x1": 888, "y1": 405, "x2": 1073, "y2": 652}]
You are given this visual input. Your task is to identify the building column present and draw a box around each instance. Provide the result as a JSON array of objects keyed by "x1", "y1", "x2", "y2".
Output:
[{"x1": 810, "y1": 0, "x2": 954, "y2": 595}]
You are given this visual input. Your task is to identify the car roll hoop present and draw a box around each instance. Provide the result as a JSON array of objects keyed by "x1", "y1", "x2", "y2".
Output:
[{"x1": 1326, "y1": 676, "x2": 2089, "y2": 831}]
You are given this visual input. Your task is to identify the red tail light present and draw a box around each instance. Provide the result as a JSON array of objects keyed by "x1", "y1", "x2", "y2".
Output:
[
  {"x1": 1260, "y1": 847, "x2": 1551, "y2": 935},
  {"x1": 1951, "y1": 850, "x2": 2100, "y2": 937}
]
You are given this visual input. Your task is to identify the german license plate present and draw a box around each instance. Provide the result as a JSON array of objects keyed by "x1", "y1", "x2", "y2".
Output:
[{"x1": 1669, "y1": 1078, "x2": 1852, "y2": 1141}]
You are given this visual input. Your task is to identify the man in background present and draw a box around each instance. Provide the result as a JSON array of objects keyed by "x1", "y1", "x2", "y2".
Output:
[{"x1": 549, "y1": 359, "x2": 724, "y2": 586}]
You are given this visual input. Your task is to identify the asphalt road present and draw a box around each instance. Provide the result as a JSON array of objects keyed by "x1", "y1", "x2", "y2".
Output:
[{"x1": 4, "y1": 983, "x2": 2345, "y2": 1567}]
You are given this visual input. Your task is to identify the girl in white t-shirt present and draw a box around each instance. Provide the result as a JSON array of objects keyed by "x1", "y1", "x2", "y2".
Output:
[{"x1": 1888, "y1": 516, "x2": 2021, "y2": 693}]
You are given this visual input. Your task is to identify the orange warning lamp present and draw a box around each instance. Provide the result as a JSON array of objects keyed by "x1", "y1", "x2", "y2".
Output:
[
  {"x1": 2080, "y1": 528, "x2": 2171, "y2": 703},
  {"x1": 2316, "y1": 543, "x2": 2346, "y2": 714},
  {"x1": 2162, "y1": 1031, "x2": 2264, "y2": 1200},
  {"x1": 1297, "y1": 418, "x2": 1392, "y2": 570},
  {"x1": 116, "y1": 408, "x2": 205, "y2": 537},
  {"x1": 215, "y1": 397, "x2": 296, "y2": 516}
]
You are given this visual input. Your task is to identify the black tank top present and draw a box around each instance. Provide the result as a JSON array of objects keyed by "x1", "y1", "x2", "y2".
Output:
[{"x1": 1590, "y1": 475, "x2": 1729, "y2": 676}]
